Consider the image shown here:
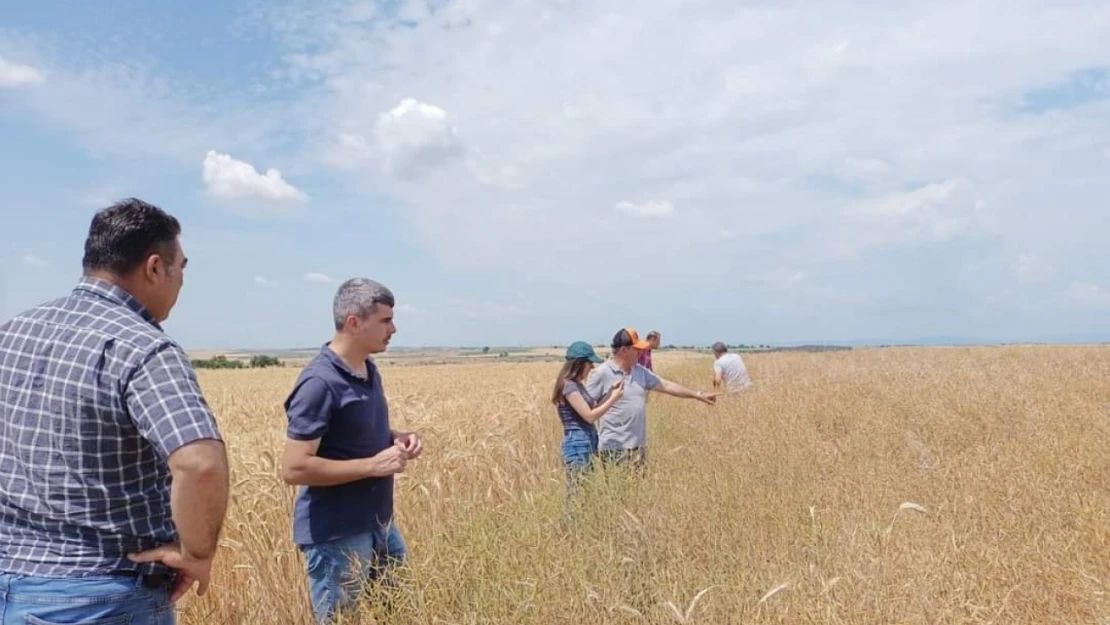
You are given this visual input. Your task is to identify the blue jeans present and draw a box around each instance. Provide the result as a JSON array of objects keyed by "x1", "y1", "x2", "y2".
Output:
[
  {"x1": 0, "y1": 572, "x2": 174, "y2": 625},
  {"x1": 561, "y1": 428, "x2": 598, "y2": 483},
  {"x1": 299, "y1": 525, "x2": 407, "y2": 624}
]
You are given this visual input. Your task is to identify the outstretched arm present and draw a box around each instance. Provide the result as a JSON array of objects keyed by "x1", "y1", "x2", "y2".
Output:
[{"x1": 654, "y1": 377, "x2": 718, "y2": 405}]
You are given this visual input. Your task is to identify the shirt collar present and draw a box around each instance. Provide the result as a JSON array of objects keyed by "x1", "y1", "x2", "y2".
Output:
[
  {"x1": 72, "y1": 276, "x2": 162, "y2": 330},
  {"x1": 320, "y1": 343, "x2": 376, "y2": 382}
]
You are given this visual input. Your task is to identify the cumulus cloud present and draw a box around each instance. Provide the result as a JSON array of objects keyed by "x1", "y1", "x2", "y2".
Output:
[
  {"x1": 22, "y1": 254, "x2": 48, "y2": 267},
  {"x1": 202, "y1": 150, "x2": 308, "y2": 203},
  {"x1": 304, "y1": 272, "x2": 333, "y2": 283},
  {"x1": 373, "y1": 98, "x2": 464, "y2": 177},
  {"x1": 615, "y1": 199, "x2": 676, "y2": 218},
  {"x1": 0, "y1": 56, "x2": 44, "y2": 88},
  {"x1": 276, "y1": 0, "x2": 1110, "y2": 299},
  {"x1": 13, "y1": 0, "x2": 1102, "y2": 340}
]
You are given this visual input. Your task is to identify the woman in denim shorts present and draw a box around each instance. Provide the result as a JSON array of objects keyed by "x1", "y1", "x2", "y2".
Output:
[{"x1": 551, "y1": 342, "x2": 624, "y2": 487}]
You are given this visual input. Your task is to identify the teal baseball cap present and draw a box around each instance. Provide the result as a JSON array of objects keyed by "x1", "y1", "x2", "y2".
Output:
[{"x1": 565, "y1": 341, "x2": 604, "y2": 363}]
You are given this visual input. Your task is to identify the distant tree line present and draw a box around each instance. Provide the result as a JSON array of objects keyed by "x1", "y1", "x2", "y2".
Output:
[{"x1": 193, "y1": 354, "x2": 284, "y2": 370}]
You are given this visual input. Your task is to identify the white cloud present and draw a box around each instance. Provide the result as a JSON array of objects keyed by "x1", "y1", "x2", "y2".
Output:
[
  {"x1": 8, "y1": 1, "x2": 1110, "y2": 341},
  {"x1": 304, "y1": 272, "x2": 333, "y2": 283},
  {"x1": 373, "y1": 98, "x2": 464, "y2": 177},
  {"x1": 396, "y1": 303, "x2": 421, "y2": 314},
  {"x1": 268, "y1": 0, "x2": 1110, "y2": 298},
  {"x1": 0, "y1": 56, "x2": 44, "y2": 88},
  {"x1": 1068, "y1": 281, "x2": 1110, "y2": 307},
  {"x1": 202, "y1": 151, "x2": 308, "y2": 203},
  {"x1": 615, "y1": 199, "x2": 676, "y2": 218},
  {"x1": 1016, "y1": 254, "x2": 1056, "y2": 282},
  {"x1": 255, "y1": 276, "x2": 279, "y2": 287},
  {"x1": 22, "y1": 255, "x2": 48, "y2": 267}
]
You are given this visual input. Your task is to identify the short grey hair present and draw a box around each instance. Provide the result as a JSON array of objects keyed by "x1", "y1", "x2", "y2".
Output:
[{"x1": 333, "y1": 278, "x2": 395, "y2": 330}]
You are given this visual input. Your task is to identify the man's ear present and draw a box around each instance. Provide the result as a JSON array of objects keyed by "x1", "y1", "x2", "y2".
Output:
[{"x1": 143, "y1": 254, "x2": 161, "y2": 280}]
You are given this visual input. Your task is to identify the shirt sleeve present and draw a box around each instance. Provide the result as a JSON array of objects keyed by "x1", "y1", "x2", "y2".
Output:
[
  {"x1": 284, "y1": 375, "x2": 336, "y2": 441},
  {"x1": 561, "y1": 381, "x2": 582, "y2": 399},
  {"x1": 640, "y1": 366, "x2": 662, "y2": 391},
  {"x1": 125, "y1": 342, "x2": 223, "y2": 461},
  {"x1": 584, "y1": 368, "x2": 606, "y2": 401}
]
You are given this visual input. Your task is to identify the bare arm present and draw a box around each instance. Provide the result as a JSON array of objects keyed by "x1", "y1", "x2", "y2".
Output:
[
  {"x1": 713, "y1": 367, "x2": 724, "y2": 389},
  {"x1": 124, "y1": 342, "x2": 231, "y2": 601},
  {"x1": 281, "y1": 438, "x2": 406, "y2": 486},
  {"x1": 566, "y1": 383, "x2": 623, "y2": 424},
  {"x1": 168, "y1": 439, "x2": 229, "y2": 559},
  {"x1": 654, "y1": 377, "x2": 718, "y2": 405}
]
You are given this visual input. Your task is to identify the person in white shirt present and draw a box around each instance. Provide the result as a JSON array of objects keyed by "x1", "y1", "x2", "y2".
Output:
[{"x1": 711, "y1": 342, "x2": 752, "y2": 393}]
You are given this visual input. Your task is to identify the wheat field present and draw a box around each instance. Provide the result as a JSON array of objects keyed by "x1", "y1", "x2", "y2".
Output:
[{"x1": 178, "y1": 346, "x2": 1110, "y2": 624}]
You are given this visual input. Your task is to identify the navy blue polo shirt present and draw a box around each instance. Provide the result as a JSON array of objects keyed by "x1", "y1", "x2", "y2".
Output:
[{"x1": 284, "y1": 345, "x2": 394, "y2": 545}]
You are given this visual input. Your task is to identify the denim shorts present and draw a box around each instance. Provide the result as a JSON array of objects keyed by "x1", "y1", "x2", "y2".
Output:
[
  {"x1": 562, "y1": 428, "x2": 598, "y2": 469},
  {"x1": 0, "y1": 572, "x2": 175, "y2": 625},
  {"x1": 562, "y1": 427, "x2": 599, "y2": 486},
  {"x1": 299, "y1": 524, "x2": 407, "y2": 624}
]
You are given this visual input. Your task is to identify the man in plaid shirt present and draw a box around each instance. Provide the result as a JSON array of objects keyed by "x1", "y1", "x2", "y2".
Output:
[{"x1": 0, "y1": 199, "x2": 229, "y2": 624}]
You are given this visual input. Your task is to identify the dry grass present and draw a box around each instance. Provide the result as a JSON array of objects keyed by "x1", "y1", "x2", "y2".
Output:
[{"x1": 179, "y1": 346, "x2": 1110, "y2": 624}]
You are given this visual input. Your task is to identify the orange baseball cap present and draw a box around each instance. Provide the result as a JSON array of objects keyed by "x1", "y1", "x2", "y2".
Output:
[{"x1": 611, "y1": 328, "x2": 651, "y2": 350}]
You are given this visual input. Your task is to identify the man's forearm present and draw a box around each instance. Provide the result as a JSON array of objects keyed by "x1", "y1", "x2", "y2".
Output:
[
  {"x1": 169, "y1": 440, "x2": 229, "y2": 560},
  {"x1": 660, "y1": 380, "x2": 701, "y2": 399},
  {"x1": 284, "y1": 456, "x2": 381, "y2": 486}
]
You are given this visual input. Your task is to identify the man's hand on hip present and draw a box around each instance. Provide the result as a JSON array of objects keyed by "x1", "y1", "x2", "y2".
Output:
[{"x1": 128, "y1": 542, "x2": 213, "y2": 603}]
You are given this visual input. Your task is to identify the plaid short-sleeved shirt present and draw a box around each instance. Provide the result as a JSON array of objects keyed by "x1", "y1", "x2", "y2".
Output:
[{"x1": 0, "y1": 277, "x2": 222, "y2": 577}]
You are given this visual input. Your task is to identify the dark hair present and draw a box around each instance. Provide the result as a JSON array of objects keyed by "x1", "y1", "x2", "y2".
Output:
[
  {"x1": 611, "y1": 329, "x2": 632, "y2": 350},
  {"x1": 551, "y1": 358, "x2": 594, "y2": 405},
  {"x1": 82, "y1": 198, "x2": 181, "y2": 276}
]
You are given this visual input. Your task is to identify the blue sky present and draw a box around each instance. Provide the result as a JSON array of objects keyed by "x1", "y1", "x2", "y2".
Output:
[{"x1": 2, "y1": 0, "x2": 1109, "y2": 349}]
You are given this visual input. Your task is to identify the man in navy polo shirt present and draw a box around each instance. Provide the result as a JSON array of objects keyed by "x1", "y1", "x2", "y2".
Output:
[{"x1": 281, "y1": 277, "x2": 424, "y2": 624}]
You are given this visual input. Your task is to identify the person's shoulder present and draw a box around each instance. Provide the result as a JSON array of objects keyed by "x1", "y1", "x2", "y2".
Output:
[
  {"x1": 590, "y1": 362, "x2": 614, "y2": 377},
  {"x1": 294, "y1": 354, "x2": 334, "y2": 382},
  {"x1": 285, "y1": 366, "x2": 338, "y2": 408},
  {"x1": 4, "y1": 292, "x2": 173, "y2": 364},
  {"x1": 562, "y1": 379, "x2": 584, "y2": 395}
]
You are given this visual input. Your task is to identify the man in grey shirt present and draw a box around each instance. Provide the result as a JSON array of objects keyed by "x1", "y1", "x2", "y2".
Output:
[{"x1": 586, "y1": 328, "x2": 719, "y2": 468}]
